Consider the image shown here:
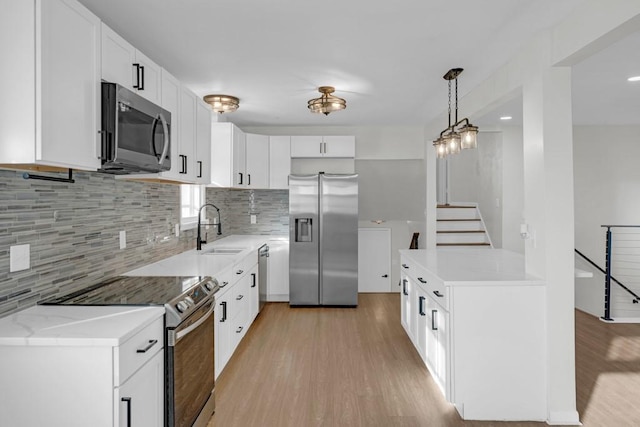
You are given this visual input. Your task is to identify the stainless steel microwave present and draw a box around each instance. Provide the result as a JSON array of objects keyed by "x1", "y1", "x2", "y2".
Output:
[{"x1": 99, "y1": 82, "x2": 171, "y2": 174}]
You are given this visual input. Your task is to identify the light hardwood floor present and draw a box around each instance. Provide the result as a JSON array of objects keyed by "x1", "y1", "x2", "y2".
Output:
[{"x1": 208, "y1": 294, "x2": 640, "y2": 427}]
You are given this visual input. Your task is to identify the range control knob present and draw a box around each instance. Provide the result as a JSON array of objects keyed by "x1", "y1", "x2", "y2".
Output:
[
  {"x1": 185, "y1": 296, "x2": 195, "y2": 305},
  {"x1": 176, "y1": 300, "x2": 189, "y2": 313},
  {"x1": 204, "y1": 281, "x2": 215, "y2": 291}
]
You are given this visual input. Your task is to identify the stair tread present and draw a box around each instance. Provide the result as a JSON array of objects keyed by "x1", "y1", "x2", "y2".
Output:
[
  {"x1": 437, "y1": 205, "x2": 476, "y2": 208},
  {"x1": 437, "y1": 244, "x2": 492, "y2": 247},
  {"x1": 437, "y1": 230, "x2": 485, "y2": 234},
  {"x1": 437, "y1": 219, "x2": 481, "y2": 222}
]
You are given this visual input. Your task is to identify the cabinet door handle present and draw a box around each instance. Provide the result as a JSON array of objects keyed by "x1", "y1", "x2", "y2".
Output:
[
  {"x1": 323, "y1": 142, "x2": 327, "y2": 154},
  {"x1": 431, "y1": 309, "x2": 438, "y2": 330},
  {"x1": 236, "y1": 269, "x2": 243, "y2": 275},
  {"x1": 222, "y1": 281, "x2": 229, "y2": 287},
  {"x1": 236, "y1": 294, "x2": 244, "y2": 300},
  {"x1": 419, "y1": 296, "x2": 426, "y2": 316},
  {"x1": 402, "y1": 279, "x2": 408, "y2": 296},
  {"x1": 248, "y1": 174, "x2": 251, "y2": 186},
  {"x1": 239, "y1": 172, "x2": 243, "y2": 185},
  {"x1": 220, "y1": 301, "x2": 227, "y2": 322},
  {"x1": 136, "y1": 339, "x2": 158, "y2": 353},
  {"x1": 319, "y1": 142, "x2": 323, "y2": 154},
  {"x1": 433, "y1": 290, "x2": 444, "y2": 298},
  {"x1": 382, "y1": 274, "x2": 388, "y2": 278},
  {"x1": 418, "y1": 277, "x2": 427, "y2": 284},
  {"x1": 251, "y1": 272, "x2": 256, "y2": 287},
  {"x1": 236, "y1": 326, "x2": 243, "y2": 334},
  {"x1": 132, "y1": 63, "x2": 140, "y2": 89},
  {"x1": 179, "y1": 155, "x2": 186, "y2": 174},
  {"x1": 139, "y1": 65, "x2": 144, "y2": 90},
  {"x1": 197, "y1": 161, "x2": 203, "y2": 178},
  {"x1": 402, "y1": 264, "x2": 409, "y2": 269},
  {"x1": 121, "y1": 397, "x2": 132, "y2": 427},
  {"x1": 184, "y1": 155, "x2": 187, "y2": 174}
]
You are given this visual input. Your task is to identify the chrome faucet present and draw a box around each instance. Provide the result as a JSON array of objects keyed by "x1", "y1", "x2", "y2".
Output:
[{"x1": 196, "y1": 203, "x2": 222, "y2": 250}]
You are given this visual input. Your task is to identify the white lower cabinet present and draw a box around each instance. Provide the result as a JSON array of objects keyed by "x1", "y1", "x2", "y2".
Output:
[
  {"x1": 267, "y1": 240, "x2": 289, "y2": 301},
  {"x1": 0, "y1": 308, "x2": 164, "y2": 427},
  {"x1": 115, "y1": 350, "x2": 164, "y2": 427},
  {"x1": 214, "y1": 250, "x2": 259, "y2": 379}
]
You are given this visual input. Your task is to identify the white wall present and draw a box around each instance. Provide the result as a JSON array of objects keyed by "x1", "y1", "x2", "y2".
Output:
[
  {"x1": 573, "y1": 125, "x2": 640, "y2": 317},
  {"x1": 447, "y1": 131, "x2": 503, "y2": 248},
  {"x1": 502, "y1": 126, "x2": 525, "y2": 254}
]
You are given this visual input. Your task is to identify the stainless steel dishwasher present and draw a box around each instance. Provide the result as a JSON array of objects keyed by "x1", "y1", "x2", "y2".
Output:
[{"x1": 258, "y1": 244, "x2": 269, "y2": 312}]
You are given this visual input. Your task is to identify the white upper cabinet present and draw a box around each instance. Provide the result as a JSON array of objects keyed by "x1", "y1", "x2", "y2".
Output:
[
  {"x1": 157, "y1": 69, "x2": 181, "y2": 180},
  {"x1": 195, "y1": 99, "x2": 212, "y2": 184},
  {"x1": 269, "y1": 136, "x2": 291, "y2": 189},
  {"x1": 246, "y1": 133, "x2": 269, "y2": 189},
  {"x1": 101, "y1": 24, "x2": 161, "y2": 104},
  {"x1": 178, "y1": 88, "x2": 198, "y2": 181},
  {"x1": 211, "y1": 123, "x2": 246, "y2": 188},
  {"x1": 233, "y1": 128, "x2": 247, "y2": 188},
  {"x1": 290, "y1": 135, "x2": 355, "y2": 158},
  {"x1": 0, "y1": 0, "x2": 101, "y2": 171}
]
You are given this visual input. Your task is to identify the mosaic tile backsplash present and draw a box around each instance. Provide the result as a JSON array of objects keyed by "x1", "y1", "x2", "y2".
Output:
[{"x1": 0, "y1": 169, "x2": 289, "y2": 317}]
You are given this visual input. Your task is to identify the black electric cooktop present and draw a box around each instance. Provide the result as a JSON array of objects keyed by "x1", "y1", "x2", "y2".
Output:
[{"x1": 41, "y1": 276, "x2": 204, "y2": 306}]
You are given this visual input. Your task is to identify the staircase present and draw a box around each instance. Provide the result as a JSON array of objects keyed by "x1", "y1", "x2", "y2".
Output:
[{"x1": 436, "y1": 204, "x2": 492, "y2": 248}]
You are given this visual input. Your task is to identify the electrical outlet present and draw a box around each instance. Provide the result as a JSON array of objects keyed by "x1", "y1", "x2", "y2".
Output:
[
  {"x1": 250, "y1": 214, "x2": 257, "y2": 224},
  {"x1": 175, "y1": 223, "x2": 180, "y2": 237},
  {"x1": 10, "y1": 244, "x2": 30, "y2": 272},
  {"x1": 119, "y1": 231, "x2": 126, "y2": 249}
]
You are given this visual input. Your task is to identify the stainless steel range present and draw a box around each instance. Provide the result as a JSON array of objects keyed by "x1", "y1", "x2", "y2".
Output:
[{"x1": 42, "y1": 275, "x2": 219, "y2": 427}]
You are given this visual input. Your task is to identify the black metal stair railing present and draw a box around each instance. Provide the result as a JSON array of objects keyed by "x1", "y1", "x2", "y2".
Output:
[{"x1": 592, "y1": 225, "x2": 640, "y2": 321}]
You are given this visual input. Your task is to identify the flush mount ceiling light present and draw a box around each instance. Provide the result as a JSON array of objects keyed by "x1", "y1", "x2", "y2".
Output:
[
  {"x1": 432, "y1": 68, "x2": 479, "y2": 159},
  {"x1": 203, "y1": 94, "x2": 240, "y2": 113},
  {"x1": 628, "y1": 76, "x2": 640, "y2": 82},
  {"x1": 308, "y1": 86, "x2": 347, "y2": 116}
]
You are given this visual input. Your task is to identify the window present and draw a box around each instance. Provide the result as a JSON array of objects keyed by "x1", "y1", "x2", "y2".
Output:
[{"x1": 180, "y1": 184, "x2": 204, "y2": 229}]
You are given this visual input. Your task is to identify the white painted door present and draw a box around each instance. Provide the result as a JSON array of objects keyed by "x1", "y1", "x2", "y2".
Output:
[
  {"x1": 246, "y1": 133, "x2": 269, "y2": 188},
  {"x1": 269, "y1": 136, "x2": 291, "y2": 189},
  {"x1": 323, "y1": 136, "x2": 355, "y2": 157},
  {"x1": 195, "y1": 99, "x2": 212, "y2": 184},
  {"x1": 290, "y1": 135, "x2": 323, "y2": 157},
  {"x1": 115, "y1": 351, "x2": 163, "y2": 427},
  {"x1": 358, "y1": 228, "x2": 391, "y2": 292}
]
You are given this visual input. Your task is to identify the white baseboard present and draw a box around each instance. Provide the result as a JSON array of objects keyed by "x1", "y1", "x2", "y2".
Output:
[
  {"x1": 267, "y1": 294, "x2": 289, "y2": 302},
  {"x1": 602, "y1": 317, "x2": 640, "y2": 323},
  {"x1": 547, "y1": 410, "x2": 581, "y2": 425}
]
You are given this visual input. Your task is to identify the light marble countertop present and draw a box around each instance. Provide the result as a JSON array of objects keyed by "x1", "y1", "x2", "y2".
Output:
[
  {"x1": 0, "y1": 305, "x2": 164, "y2": 346},
  {"x1": 125, "y1": 234, "x2": 287, "y2": 277},
  {"x1": 399, "y1": 248, "x2": 545, "y2": 285}
]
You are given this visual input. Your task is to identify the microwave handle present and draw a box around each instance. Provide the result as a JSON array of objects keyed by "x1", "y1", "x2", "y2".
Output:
[{"x1": 155, "y1": 113, "x2": 170, "y2": 165}]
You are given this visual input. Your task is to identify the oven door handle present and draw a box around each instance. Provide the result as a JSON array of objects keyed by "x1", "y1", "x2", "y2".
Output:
[{"x1": 174, "y1": 300, "x2": 215, "y2": 343}]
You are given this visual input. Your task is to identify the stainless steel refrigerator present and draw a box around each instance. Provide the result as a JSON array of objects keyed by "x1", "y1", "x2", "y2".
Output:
[{"x1": 289, "y1": 173, "x2": 358, "y2": 306}]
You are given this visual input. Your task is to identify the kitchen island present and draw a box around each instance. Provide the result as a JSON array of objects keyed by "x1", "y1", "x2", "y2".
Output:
[{"x1": 399, "y1": 248, "x2": 547, "y2": 422}]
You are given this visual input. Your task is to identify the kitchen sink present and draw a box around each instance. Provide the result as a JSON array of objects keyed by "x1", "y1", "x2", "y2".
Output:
[{"x1": 201, "y1": 247, "x2": 245, "y2": 255}]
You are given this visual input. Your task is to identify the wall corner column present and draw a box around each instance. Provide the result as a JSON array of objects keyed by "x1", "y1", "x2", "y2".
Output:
[{"x1": 523, "y1": 66, "x2": 579, "y2": 425}]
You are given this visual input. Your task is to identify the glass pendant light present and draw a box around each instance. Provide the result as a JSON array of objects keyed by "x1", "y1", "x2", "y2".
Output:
[{"x1": 459, "y1": 123, "x2": 478, "y2": 149}]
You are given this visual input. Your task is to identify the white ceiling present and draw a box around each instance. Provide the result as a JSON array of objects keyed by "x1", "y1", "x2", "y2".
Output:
[{"x1": 79, "y1": 0, "x2": 634, "y2": 128}]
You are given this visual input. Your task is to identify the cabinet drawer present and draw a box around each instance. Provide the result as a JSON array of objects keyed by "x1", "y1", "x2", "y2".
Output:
[
  {"x1": 232, "y1": 250, "x2": 258, "y2": 279},
  {"x1": 217, "y1": 267, "x2": 233, "y2": 290},
  {"x1": 401, "y1": 256, "x2": 449, "y2": 310},
  {"x1": 115, "y1": 316, "x2": 164, "y2": 386}
]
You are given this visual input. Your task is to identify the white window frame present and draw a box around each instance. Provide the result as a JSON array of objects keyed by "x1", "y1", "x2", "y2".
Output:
[{"x1": 180, "y1": 184, "x2": 205, "y2": 230}]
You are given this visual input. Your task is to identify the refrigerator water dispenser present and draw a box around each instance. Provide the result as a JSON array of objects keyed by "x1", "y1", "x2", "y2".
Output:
[{"x1": 295, "y1": 218, "x2": 313, "y2": 242}]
